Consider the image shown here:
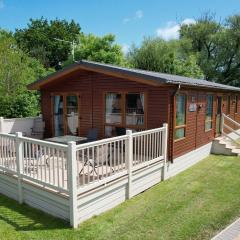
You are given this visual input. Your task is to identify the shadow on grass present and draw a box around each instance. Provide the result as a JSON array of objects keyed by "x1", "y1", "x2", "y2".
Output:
[{"x1": 0, "y1": 193, "x2": 70, "y2": 231}]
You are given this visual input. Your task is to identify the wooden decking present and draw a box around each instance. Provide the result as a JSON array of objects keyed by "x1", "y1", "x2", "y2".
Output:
[{"x1": 212, "y1": 218, "x2": 240, "y2": 240}]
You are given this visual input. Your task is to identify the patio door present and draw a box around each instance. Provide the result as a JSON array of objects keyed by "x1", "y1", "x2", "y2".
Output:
[
  {"x1": 52, "y1": 94, "x2": 80, "y2": 137},
  {"x1": 216, "y1": 96, "x2": 222, "y2": 136}
]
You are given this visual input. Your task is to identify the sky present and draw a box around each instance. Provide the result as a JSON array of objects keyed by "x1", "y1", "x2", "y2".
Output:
[{"x1": 0, "y1": 0, "x2": 239, "y2": 53}]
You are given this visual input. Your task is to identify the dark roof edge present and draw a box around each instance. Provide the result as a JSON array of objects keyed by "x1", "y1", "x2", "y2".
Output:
[{"x1": 28, "y1": 59, "x2": 240, "y2": 92}]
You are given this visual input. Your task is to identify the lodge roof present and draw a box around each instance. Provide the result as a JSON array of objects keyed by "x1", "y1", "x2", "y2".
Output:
[{"x1": 28, "y1": 60, "x2": 240, "y2": 92}]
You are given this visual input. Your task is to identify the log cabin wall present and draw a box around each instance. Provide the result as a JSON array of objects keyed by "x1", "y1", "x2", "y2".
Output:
[
  {"x1": 40, "y1": 68, "x2": 240, "y2": 161},
  {"x1": 171, "y1": 88, "x2": 240, "y2": 159},
  {"x1": 40, "y1": 69, "x2": 169, "y2": 139}
]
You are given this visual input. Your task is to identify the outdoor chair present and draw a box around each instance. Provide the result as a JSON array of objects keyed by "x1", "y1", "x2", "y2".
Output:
[
  {"x1": 30, "y1": 118, "x2": 45, "y2": 139},
  {"x1": 82, "y1": 128, "x2": 99, "y2": 143},
  {"x1": 79, "y1": 144, "x2": 114, "y2": 177},
  {"x1": 116, "y1": 127, "x2": 126, "y2": 136}
]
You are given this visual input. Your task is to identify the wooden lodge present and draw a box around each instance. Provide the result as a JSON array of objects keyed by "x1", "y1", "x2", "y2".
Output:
[{"x1": 28, "y1": 60, "x2": 240, "y2": 161}]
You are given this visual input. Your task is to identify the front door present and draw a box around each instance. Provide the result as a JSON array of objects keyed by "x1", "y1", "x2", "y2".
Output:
[
  {"x1": 52, "y1": 94, "x2": 80, "y2": 136},
  {"x1": 216, "y1": 96, "x2": 222, "y2": 136}
]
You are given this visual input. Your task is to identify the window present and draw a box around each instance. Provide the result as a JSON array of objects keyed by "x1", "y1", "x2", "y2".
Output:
[
  {"x1": 227, "y1": 96, "x2": 231, "y2": 115},
  {"x1": 126, "y1": 93, "x2": 144, "y2": 126},
  {"x1": 105, "y1": 93, "x2": 122, "y2": 125},
  {"x1": 175, "y1": 94, "x2": 186, "y2": 140},
  {"x1": 105, "y1": 92, "x2": 145, "y2": 137},
  {"x1": 205, "y1": 95, "x2": 213, "y2": 130},
  {"x1": 235, "y1": 96, "x2": 238, "y2": 114}
]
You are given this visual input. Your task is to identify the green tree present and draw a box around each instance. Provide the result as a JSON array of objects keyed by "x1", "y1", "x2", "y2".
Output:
[
  {"x1": 127, "y1": 37, "x2": 203, "y2": 78},
  {"x1": 15, "y1": 17, "x2": 81, "y2": 69},
  {"x1": 64, "y1": 33, "x2": 127, "y2": 66},
  {"x1": 180, "y1": 14, "x2": 240, "y2": 86},
  {"x1": 0, "y1": 30, "x2": 52, "y2": 118}
]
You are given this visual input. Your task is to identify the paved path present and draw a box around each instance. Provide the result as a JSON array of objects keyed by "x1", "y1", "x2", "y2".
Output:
[{"x1": 212, "y1": 218, "x2": 240, "y2": 240}]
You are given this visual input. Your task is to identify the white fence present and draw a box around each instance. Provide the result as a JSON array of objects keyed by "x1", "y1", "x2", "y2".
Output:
[
  {"x1": 222, "y1": 114, "x2": 240, "y2": 144},
  {"x1": 0, "y1": 124, "x2": 168, "y2": 228},
  {"x1": 0, "y1": 116, "x2": 42, "y2": 136}
]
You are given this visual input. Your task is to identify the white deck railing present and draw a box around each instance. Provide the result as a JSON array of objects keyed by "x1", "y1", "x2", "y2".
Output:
[
  {"x1": 0, "y1": 132, "x2": 68, "y2": 193},
  {"x1": 75, "y1": 125, "x2": 168, "y2": 190},
  {"x1": 0, "y1": 133, "x2": 17, "y2": 174},
  {"x1": 76, "y1": 135, "x2": 129, "y2": 187},
  {"x1": 0, "y1": 124, "x2": 168, "y2": 228},
  {"x1": 222, "y1": 114, "x2": 240, "y2": 145}
]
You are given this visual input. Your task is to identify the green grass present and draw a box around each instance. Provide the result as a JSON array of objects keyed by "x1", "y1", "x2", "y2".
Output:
[{"x1": 0, "y1": 155, "x2": 240, "y2": 240}]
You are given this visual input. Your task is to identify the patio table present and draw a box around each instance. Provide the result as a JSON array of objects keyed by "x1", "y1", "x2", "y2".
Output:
[{"x1": 45, "y1": 135, "x2": 88, "y2": 145}]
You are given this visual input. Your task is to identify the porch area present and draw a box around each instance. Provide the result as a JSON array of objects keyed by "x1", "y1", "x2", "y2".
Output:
[{"x1": 0, "y1": 124, "x2": 168, "y2": 228}]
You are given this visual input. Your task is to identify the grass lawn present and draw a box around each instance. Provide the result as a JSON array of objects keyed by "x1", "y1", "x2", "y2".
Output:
[{"x1": 0, "y1": 155, "x2": 240, "y2": 240}]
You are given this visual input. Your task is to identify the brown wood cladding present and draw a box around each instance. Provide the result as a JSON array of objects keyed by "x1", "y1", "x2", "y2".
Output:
[
  {"x1": 40, "y1": 68, "x2": 240, "y2": 161},
  {"x1": 40, "y1": 69, "x2": 169, "y2": 139}
]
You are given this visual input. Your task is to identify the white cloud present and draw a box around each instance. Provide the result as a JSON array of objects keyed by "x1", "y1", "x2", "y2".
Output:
[
  {"x1": 122, "y1": 44, "x2": 130, "y2": 55},
  {"x1": 123, "y1": 10, "x2": 143, "y2": 24},
  {"x1": 135, "y1": 10, "x2": 143, "y2": 19},
  {"x1": 0, "y1": 0, "x2": 4, "y2": 9},
  {"x1": 156, "y1": 18, "x2": 196, "y2": 41},
  {"x1": 123, "y1": 18, "x2": 130, "y2": 24},
  {"x1": 181, "y1": 18, "x2": 196, "y2": 25}
]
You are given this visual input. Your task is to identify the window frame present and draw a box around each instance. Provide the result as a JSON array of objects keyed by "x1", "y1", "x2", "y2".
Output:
[
  {"x1": 174, "y1": 93, "x2": 187, "y2": 141},
  {"x1": 205, "y1": 95, "x2": 214, "y2": 131},
  {"x1": 104, "y1": 91, "x2": 147, "y2": 136},
  {"x1": 51, "y1": 91, "x2": 81, "y2": 137},
  {"x1": 235, "y1": 95, "x2": 238, "y2": 114},
  {"x1": 226, "y1": 95, "x2": 231, "y2": 115}
]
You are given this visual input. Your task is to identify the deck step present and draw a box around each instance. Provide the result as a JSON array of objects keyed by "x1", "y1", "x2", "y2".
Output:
[{"x1": 211, "y1": 137, "x2": 240, "y2": 156}]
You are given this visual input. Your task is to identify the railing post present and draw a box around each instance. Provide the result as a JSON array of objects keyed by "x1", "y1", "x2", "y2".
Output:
[
  {"x1": 126, "y1": 130, "x2": 133, "y2": 199},
  {"x1": 0, "y1": 117, "x2": 4, "y2": 133},
  {"x1": 67, "y1": 141, "x2": 78, "y2": 228},
  {"x1": 162, "y1": 123, "x2": 168, "y2": 181},
  {"x1": 16, "y1": 132, "x2": 23, "y2": 204}
]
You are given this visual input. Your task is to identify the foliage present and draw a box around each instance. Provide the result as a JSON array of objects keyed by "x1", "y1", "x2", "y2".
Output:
[
  {"x1": 0, "y1": 30, "x2": 52, "y2": 118},
  {"x1": 0, "y1": 155, "x2": 240, "y2": 239},
  {"x1": 15, "y1": 17, "x2": 81, "y2": 69},
  {"x1": 0, "y1": 92, "x2": 40, "y2": 118},
  {"x1": 64, "y1": 33, "x2": 128, "y2": 67},
  {"x1": 127, "y1": 37, "x2": 204, "y2": 78},
  {"x1": 180, "y1": 14, "x2": 240, "y2": 86}
]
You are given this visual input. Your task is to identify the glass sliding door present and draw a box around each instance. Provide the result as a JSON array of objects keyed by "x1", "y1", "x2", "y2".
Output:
[
  {"x1": 52, "y1": 93, "x2": 80, "y2": 137},
  {"x1": 66, "y1": 95, "x2": 79, "y2": 136},
  {"x1": 53, "y1": 95, "x2": 64, "y2": 137}
]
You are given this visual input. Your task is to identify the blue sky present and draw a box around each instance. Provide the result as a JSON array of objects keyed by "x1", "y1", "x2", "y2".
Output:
[{"x1": 0, "y1": 0, "x2": 239, "y2": 52}]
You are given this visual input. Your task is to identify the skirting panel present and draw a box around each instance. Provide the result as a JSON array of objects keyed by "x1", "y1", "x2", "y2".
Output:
[
  {"x1": 0, "y1": 173, "x2": 18, "y2": 201},
  {"x1": 77, "y1": 178, "x2": 128, "y2": 223},
  {"x1": 76, "y1": 162, "x2": 163, "y2": 225},
  {"x1": 22, "y1": 183, "x2": 69, "y2": 221},
  {"x1": 166, "y1": 142, "x2": 212, "y2": 178},
  {"x1": 0, "y1": 172, "x2": 70, "y2": 221},
  {"x1": 132, "y1": 163, "x2": 163, "y2": 196}
]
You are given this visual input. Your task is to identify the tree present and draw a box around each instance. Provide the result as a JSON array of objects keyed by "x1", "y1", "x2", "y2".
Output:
[
  {"x1": 15, "y1": 18, "x2": 81, "y2": 69},
  {"x1": 180, "y1": 14, "x2": 240, "y2": 86},
  {"x1": 63, "y1": 33, "x2": 127, "y2": 66},
  {"x1": 127, "y1": 37, "x2": 203, "y2": 78},
  {"x1": 0, "y1": 30, "x2": 52, "y2": 118}
]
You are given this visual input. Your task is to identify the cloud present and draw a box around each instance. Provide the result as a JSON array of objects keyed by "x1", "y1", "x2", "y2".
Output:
[
  {"x1": 123, "y1": 18, "x2": 130, "y2": 24},
  {"x1": 123, "y1": 10, "x2": 143, "y2": 24},
  {"x1": 156, "y1": 18, "x2": 196, "y2": 41},
  {"x1": 0, "y1": 0, "x2": 4, "y2": 9},
  {"x1": 135, "y1": 10, "x2": 143, "y2": 19},
  {"x1": 122, "y1": 44, "x2": 130, "y2": 55}
]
